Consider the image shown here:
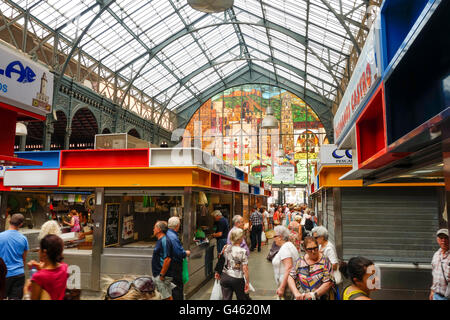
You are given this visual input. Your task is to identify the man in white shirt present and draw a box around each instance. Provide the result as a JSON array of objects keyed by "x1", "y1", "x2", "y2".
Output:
[{"x1": 430, "y1": 228, "x2": 449, "y2": 300}]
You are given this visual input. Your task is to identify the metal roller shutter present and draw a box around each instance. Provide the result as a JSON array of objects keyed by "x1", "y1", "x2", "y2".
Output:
[
  {"x1": 341, "y1": 187, "x2": 439, "y2": 263},
  {"x1": 326, "y1": 189, "x2": 336, "y2": 244}
]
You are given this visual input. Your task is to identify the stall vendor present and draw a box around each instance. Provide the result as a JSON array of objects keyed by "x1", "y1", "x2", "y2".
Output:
[{"x1": 211, "y1": 210, "x2": 229, "y2": 256}]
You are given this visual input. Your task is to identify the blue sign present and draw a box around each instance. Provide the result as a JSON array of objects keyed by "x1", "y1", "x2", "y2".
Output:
[
  {"x1": 332, "y1": 149, "x2": 352, "y2": 159},
  {"x1": 0, "y1": 60, "x2": 36, "y2": 84}
]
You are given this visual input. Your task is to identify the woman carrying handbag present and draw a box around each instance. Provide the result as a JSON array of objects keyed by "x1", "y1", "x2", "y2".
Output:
[{"x1": 213, "y1": 228, "x2": 250, "y2": 300}]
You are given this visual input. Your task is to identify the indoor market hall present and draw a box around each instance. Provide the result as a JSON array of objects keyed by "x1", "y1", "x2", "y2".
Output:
[{"x1": 0, "y1": 0, "x2": 448, "y2": 303}]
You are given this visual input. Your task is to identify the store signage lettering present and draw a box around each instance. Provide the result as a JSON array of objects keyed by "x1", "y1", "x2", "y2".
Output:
[
  {"x1": 333, "y1": 20, "x2": 381, "y2": 142},
  {"x1": 334, "y1": 63, "x2": 372, "y2": 140},
  {"x1": 0, "y1": 42, "x2": 53, "y2": 115},
  {"x1": 0, "y1": 61, "x2": 36, "y2": 84},
  {"x1": 319, "y1": 144, "x2": 352, "y2": 167},
  {"x1": 332, "y1": 149, "x2": 352, "y2": 160}
]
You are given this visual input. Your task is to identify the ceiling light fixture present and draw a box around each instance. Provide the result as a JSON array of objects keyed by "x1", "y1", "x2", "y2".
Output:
[{"x1": 187, "y1": 0, "x2": 234, "y2": 13}]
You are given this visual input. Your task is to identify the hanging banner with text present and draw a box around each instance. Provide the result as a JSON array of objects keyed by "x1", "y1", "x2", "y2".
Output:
[{"x1": 274, "y1": 164, "x2": 295, "y2": 183}]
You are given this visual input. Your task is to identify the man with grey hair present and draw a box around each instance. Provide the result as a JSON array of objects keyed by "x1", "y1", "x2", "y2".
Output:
[
  {"x1": 227, "y1": 215, "x2": 250, "y2": 256},
  {"x1": 166, "y1": 216, "x2": 190, "y2": 300},
  {"x1": 0, "y1": 213, "x2": 28, "y2": 299},
  {"x1": 430, "y1": 228, "x2": 449, "y2": 300},
  {"x1": 211, "y1": 210, "x2": 229, "y2": 256}
]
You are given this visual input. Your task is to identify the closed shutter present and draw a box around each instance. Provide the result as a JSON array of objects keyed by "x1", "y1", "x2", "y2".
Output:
[
  {"x1": 326, "y1": 189, "x2": 335, "y2": 244},
  {"x1": 341, "y1": 187, "x2": 439, "y2": 263}
]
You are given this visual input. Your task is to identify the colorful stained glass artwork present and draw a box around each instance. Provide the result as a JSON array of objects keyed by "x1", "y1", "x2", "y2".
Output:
[{"x1": 182, "y1": 85, "x2": 327, "y2": 185}]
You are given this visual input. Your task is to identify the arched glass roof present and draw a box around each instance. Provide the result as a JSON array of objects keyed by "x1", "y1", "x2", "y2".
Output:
[{"x1": 0, "y1": 0, "x2": 374, "y2": 132}]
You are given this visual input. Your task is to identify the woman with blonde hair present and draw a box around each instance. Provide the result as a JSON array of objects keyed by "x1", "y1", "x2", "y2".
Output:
[
  {"x1": 38, "y1": 220, "x2": 62, "y2": 240},
  {"x1": 215, "y1": 227, "x2": 249, "y2": 300}
]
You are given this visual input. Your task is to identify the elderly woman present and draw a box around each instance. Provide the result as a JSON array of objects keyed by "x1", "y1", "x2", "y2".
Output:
[
  {"x1": 288, "y1": 216, "x2": 302, "y2": 251},
  {"x1": 215, "y1": 228, "x2": 249, "y2": 300},
  {"x1": 313, "y1": 226, "x2": 342, "y2": 289},
  {"x1": 288, "y1": 236, "x2": 333, "y2": 300},
  {"x1": 38, "y1": 220, "x2": 62, "y2": 241},
  {"x1": 272, "y1": 226, "x2": 299, "y2": 299},
  {"x1": 312, "y1": 226, "x2": 339, "y2": 272}
]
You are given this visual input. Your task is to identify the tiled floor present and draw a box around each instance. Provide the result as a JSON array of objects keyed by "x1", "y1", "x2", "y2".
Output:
[{"x1": 189, "y1": 239, "x2": 278, "y2": 300}]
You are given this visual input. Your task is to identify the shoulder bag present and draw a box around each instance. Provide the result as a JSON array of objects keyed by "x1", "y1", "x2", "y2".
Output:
[{"x1": 214, "y1": 245, "x2": 228, "y2": 275}]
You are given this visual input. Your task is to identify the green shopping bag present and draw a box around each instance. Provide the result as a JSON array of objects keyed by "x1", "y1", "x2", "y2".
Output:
[{"x1": 182, "y1": 258, "x2": 189, "y2": 284}]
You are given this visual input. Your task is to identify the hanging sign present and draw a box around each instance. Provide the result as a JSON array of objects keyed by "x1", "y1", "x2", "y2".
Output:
[
  {"x1": 333, "y1": 19, "x2": 382, "y2": 143},
  {"x1": 0, "y1": 42, "x2": 54, "y2": 117},
  {"x1": 318, "y1": 144, "x2": 352, "y2": 169},
  {"x1": 274, "y1": 164, "x2": 295, "y2": 183}
]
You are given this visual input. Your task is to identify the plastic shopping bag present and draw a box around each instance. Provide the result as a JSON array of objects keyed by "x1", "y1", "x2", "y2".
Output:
[
  {"x1": 332, "y1": 269, "x2": 343, "y2": 285},
  {"x1": 261, "y1": 231, "x2": 267, "y2": 242},
  {"x1": 210, "y1": 279, "x2": 223, "y2": 300},
  {"x1": 182, "y1": 258, "x2": 189, "y2": 285}
]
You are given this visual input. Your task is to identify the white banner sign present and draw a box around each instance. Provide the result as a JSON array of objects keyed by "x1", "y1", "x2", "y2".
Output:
[
  {"x1": 0, "y1": 42, "x2": 53, "y2": 117},
  {"x1": 274, "y1": 164, "x2": 295, "y2": 183},
  {"x1": 4, "y1": 169, "x2": 58, "y2": 186},
  {"x1": 333, "y1": 18, "x2": 381, "y2": 143},
  {"x1": 319, "y1": 144, "x2": 352, "y2": 168}
]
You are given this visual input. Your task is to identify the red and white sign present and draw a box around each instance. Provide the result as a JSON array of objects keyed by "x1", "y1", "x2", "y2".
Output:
[{"x1": 333, "y1": 18, "x2": 381, "y2": 143}]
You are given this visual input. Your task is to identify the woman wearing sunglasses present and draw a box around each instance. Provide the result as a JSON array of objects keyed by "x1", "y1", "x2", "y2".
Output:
[
  {"x1": 104, "y1": 276, "x2": 161, "y2": 300},
  {"x1": 287, "y1": 236, "x2": 333, "y2": 300}
]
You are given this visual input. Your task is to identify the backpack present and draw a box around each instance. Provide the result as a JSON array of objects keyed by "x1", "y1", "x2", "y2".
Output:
[{"x1": 266, "y1": 242, "x2": 280, "y2": 262}]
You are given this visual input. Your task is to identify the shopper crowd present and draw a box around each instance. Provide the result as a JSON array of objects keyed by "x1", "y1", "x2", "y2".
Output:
[{"x1": 0, "y1": 204, "x2": 448, "y2": 301}]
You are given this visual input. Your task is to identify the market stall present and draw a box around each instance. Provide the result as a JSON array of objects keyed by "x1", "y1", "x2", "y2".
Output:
[
  {"x1": 310, "y1": 144, "x2": 444, "y2": 299},
  {"x1": 2, "y1": 147, "x2": 270, "y2": 297}
]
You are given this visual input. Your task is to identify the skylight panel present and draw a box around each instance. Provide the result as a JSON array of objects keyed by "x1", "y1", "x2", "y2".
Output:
[
  {"x1": 178, "y1": 2, "x2": 206, "y2": 25},
  {"x1": 235, "y1": 0, "x2": 263, "y2": 17},
  {"x1": 253, "y1": 60, "x2": 275, "y2": 74},
  {"x1": 276, "y1": 65, "x2": 304, "y2": 84},
  {"x1": 233, "y1": 7, "x2": 262, "y2": 24}
]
